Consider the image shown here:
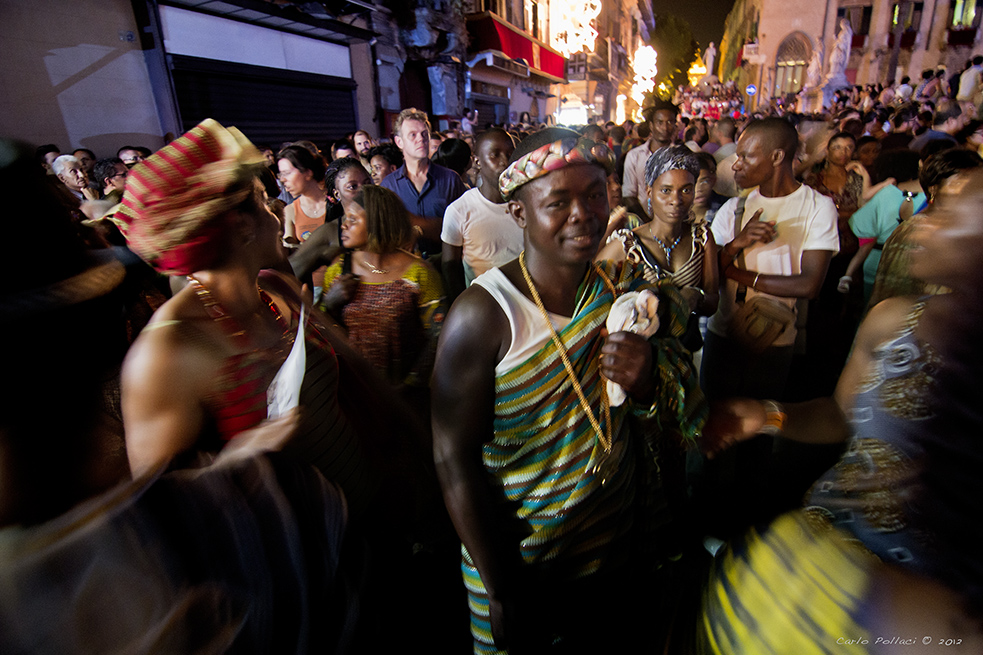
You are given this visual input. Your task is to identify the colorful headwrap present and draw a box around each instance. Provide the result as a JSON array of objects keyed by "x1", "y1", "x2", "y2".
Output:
[
  {"x1": 114, "y1": 118, "x2": 264, "y2": 275},
  {"x1": 499, "y1": 136, "x2": 615, "y2": 200},
  {"x1": 644, "y1": 144, "x2": 701, "y2": 187}
]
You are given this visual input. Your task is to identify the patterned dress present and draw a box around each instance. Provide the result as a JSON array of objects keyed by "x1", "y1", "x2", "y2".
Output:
[
  {"x1": 322, "y1": 256, "x2": 444, "y2": 387},
  {"x1": 181, "y1": 270, "x2": 377, "y2": 516},
  {"x1": 609, "y1": 220, "x2": 708, "y2": 350}
]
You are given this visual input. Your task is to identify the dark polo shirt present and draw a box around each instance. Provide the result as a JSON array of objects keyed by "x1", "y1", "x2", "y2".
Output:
[{"x1": 381, "y1": 161, "x2": 466, "y2": 256}]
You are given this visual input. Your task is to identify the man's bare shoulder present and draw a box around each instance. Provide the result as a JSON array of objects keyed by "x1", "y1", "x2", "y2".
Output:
[{"x1": 440, "y1": 277, "x2": 511, "y2": 363}]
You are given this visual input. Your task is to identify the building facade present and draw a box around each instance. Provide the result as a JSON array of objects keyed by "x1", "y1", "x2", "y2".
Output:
[
  {"x1": 463, "y1": 0, "x2": 566, "y2": 127},
  {"x1": 719, "y1": 0, "x2": 983, "y2": 110}
]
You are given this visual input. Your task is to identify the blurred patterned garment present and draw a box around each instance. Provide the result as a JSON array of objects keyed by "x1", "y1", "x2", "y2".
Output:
[
  {"x1": 700, "y1": 302, "x2": 942, "y2": 654},
  {"x1": 0, "y1": 454, "x2": 356, "y2": 655}
]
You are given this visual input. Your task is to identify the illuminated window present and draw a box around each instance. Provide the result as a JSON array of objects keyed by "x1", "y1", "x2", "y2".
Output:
[
  {"x1": 774, "y1": 32, "x2": 811, "y2": 97},
  {"x1": 952, "y1": 0, "x2": 979, "y2": 26},
  {"x1": 892, "y1": 2, "x2": 924, "y2": 29}
]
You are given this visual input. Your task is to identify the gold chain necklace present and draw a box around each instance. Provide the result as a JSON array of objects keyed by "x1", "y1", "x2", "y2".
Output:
[
  {"x1": 360, "y1": 253, "x2": 389, "y2": 274},
  {"x1": 519, "y1": 251, "x2": 615, "y2": 453}
]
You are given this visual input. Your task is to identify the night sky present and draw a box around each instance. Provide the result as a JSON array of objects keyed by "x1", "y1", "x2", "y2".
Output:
[{"x1": 657, "y1": 0, "x2": 739, "y2": 54}]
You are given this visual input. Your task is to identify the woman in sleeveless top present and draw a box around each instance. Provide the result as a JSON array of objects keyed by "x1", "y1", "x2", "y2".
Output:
[
  {"x1": 596, "y1": 145, "x2": 718, "y2": 350},
  {"x1": 277, "y1": 144, "x2": 328, "y2": 244},
  {"x1": 696, "y1": 168, "x2": 983, "y2": 654}
]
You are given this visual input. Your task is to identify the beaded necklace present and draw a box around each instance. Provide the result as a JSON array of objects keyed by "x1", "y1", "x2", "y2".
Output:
[{"x1": 649, "y1": 223, "x2": 683, "y2": 265}]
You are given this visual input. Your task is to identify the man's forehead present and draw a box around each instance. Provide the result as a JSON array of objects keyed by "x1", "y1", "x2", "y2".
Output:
[
  {"x1": 520, "y1": 164, "x2": 606, "y2": 196},
  {"x1": 480, "y1": 133, "x2": 513, "y2": 152},
  {"x1": 737, "y1": 130, "x2": 767, "y2": 150},
  {"x1": 401, "y1": 120, "x2": 428, "y2": 134}
]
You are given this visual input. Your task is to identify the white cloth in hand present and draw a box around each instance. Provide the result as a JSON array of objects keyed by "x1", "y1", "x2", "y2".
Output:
[{"x1": 605, "y1": 290, "x2": 660, "y2": 406}]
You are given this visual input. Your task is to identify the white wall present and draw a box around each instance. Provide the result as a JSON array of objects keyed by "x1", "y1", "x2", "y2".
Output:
[
  {"x1": 159, "y1": 5, "x2": 351, "y2": 79},
  {"x1": 0, "y1": 0, "x2": 165, "y2": 157}
]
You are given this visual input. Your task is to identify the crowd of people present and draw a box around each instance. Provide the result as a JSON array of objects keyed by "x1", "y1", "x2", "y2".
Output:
[{"x1": 4, "y1": 77, "x2": 983, "y2": 654}]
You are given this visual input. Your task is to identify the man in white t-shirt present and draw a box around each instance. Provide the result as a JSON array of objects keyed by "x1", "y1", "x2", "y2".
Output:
[
  {"x1": 703, "y1": 117, "x2": 839, "y2": 400},
  {"x1": 441, "y1": 128, "x2": 521, "y2": 300}
]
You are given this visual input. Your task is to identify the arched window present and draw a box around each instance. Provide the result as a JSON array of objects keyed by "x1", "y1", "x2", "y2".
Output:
[{"x1": 774, "y1": 32, "x2": 812, "y2": 97}]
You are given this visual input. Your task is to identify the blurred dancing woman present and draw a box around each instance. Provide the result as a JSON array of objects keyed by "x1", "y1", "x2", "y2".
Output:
[
  {"x1": 117, "y1": 120, "x2": 418, "y2": 522},
  {"x1": 0, "y1": 137, "x2": 356, "y2": 654},
  {"x1": 698, "y1": 168, "x2": 983, "y2": 653}
]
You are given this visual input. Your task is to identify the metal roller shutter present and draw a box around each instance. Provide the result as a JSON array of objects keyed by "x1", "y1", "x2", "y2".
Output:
[{"x1": 170, "y1": 55, "x2": 357, "y2": 147}]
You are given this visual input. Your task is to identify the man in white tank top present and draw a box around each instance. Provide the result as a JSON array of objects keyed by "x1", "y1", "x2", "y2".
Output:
[{"x1": 432, "y1": 128, "x2": 706, "y2": 654}]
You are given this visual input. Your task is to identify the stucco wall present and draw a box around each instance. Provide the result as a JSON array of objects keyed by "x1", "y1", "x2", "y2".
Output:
[{"x1": 0, "y1": 0, "x2": 165, "y2": 157}]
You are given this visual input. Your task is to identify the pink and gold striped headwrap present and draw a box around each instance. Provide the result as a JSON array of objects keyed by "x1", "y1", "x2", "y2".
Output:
[
  {"x1": 499, "y1": 136, "x2": 615, "y2": 200},
  {"x1": 114, "y1": 119, "x2": 264, "y2": 275}
]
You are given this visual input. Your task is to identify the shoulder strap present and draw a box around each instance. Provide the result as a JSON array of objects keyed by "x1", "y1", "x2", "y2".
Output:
[
  {"x1": 341, "y1": 251, "x2": 352, "y2": 276},
  {"x1": 734, "y1": 196, "x2": 751, "y2": 304}
]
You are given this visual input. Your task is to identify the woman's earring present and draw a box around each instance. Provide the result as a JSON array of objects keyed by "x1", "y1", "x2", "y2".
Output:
[{"x1": 647, "y1": 198, "x2": 652, "y2": 214}]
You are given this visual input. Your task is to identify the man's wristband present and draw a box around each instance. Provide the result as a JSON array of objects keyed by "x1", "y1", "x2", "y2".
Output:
[{"x1": 752, "y1": 272, "x2": 760, "y2": 288}]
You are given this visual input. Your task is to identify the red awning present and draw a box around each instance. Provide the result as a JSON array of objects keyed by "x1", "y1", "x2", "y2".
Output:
[{"x1": 466, "y1": 13, "x2": 566, "y2": 83}]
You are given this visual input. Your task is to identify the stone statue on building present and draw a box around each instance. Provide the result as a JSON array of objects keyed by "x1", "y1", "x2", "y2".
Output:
[
  {"x1": 824, "y1": 19, "x2": 853, "y2": 86},
  {"x1": 703, "y1": 42, "x2": 717, "y2": 77},
  {"x1": 803, "y1": 42, "x2": 824, "y2": 91},
  {"x1": 822, "y1": 19, "x2": 854, "y2": 106}
]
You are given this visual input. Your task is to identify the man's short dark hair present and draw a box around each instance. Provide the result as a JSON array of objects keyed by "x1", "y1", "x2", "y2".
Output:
[
  {"x1": 872, "y1": 149, "x2": 921, "y2": 185},
  {"x1": 934, "y1": 100, "x2": 963, "y2": 126},
  {"x1": 475, "y1": 127, "x2": 515, "y2": 151},
  {"x1": 93, "y1": 157, "x2": 123, "y2": 187},
  {"x1": 693, "y1": 151, "x2": 718, "y2": 174},
  {"x1": 715, "y1": 117, "x2": 736, "y2": 140},
  {"x1": 35, "y1": 144, "x2": 59, "y2": 164},
  {"x1": 73, "y1": 148, "x2": 95, "y2": 160},
  {"x1": 742, "y1": 117, "x2": 799, "y2": 163},
  {"x1": 974, "y1": 55, "x2": 983, "y2": 66},
  {"x1": 366, "y1": 144, "x2": 403, "y2": 168},
  {"x1": 642, "y1": 100, "x2": 680, "y2": 123}
]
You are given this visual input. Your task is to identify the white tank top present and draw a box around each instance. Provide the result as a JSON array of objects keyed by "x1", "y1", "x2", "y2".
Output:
[{"x1": 473, "y1": 268, "x2": 571, "y2": 376}]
